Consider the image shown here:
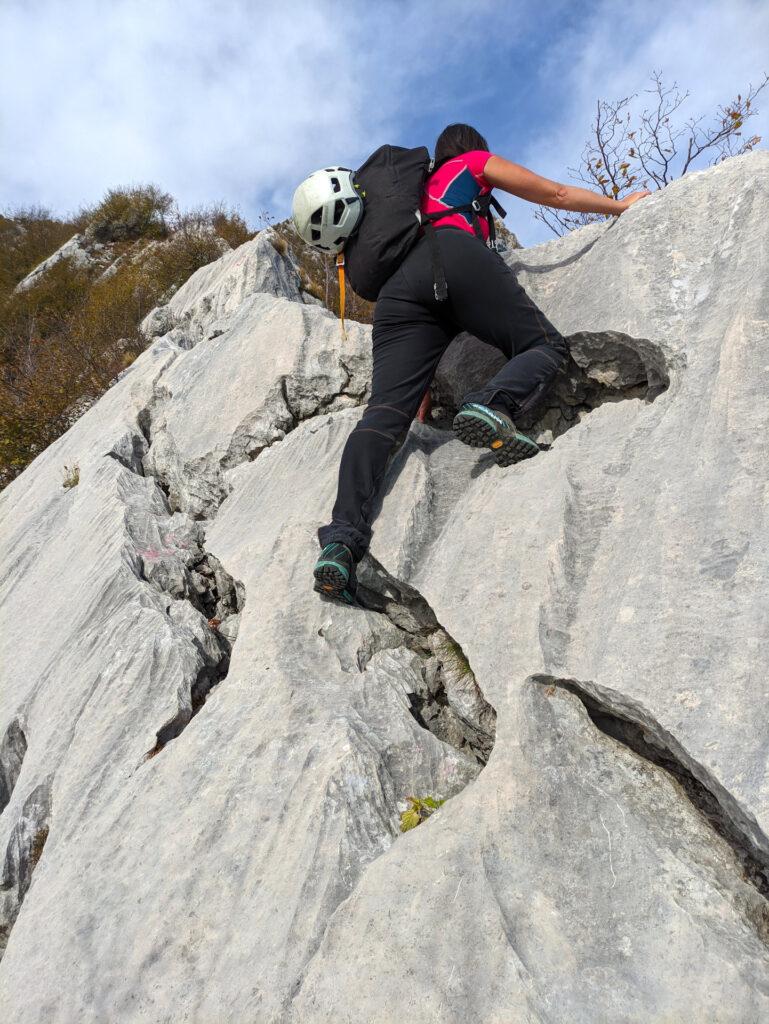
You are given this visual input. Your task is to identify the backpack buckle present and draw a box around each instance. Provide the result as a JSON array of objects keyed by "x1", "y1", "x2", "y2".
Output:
[{"x1": 471, "y1": 198, "x2": 482, "y2": 213}]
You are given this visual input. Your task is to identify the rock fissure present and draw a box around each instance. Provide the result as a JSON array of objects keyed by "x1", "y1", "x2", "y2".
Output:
[
  {"x1": 353, "y1": 555, "x2": 496, "y2": 766},
  {"x1": 0, "y1": 721, "x2": 27, "y2": 817},
  {"x1": 293, "y1": 560, "x2": 494, "y2": 1015},
  {"x1": 219, "y1": 360, "x2": 367, "y2": 476},
  {"x1": 109, "y1": 395, "x2": 247, "y2": 763},
  {"x1": 143, "y1": 635, "x2": 233, "y2": 761},
  {"x1": 519, "y1": 329, "x2": 670, "y2": 447},
  {"x1": 279, "y1": 375, "x2": 300, "y2": 432},
  {"x1": 0, "y1": 779, "x2": 52, "y2": 959},
  {"x1": 136, "y1": 359, "x2": 368, "y2": 519},
  {"x1": 535, "y1": 674, "x2": 769, "y2": 906}
]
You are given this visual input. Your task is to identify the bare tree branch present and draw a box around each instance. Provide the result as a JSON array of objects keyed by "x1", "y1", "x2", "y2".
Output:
[{"x1": 538, "y1": 70, "x2": 768, "y2": 237}]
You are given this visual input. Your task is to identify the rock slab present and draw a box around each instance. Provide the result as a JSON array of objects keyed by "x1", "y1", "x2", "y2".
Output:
[{"x1": 1, "y1": 154, "x2": 769, "y2": 1022}]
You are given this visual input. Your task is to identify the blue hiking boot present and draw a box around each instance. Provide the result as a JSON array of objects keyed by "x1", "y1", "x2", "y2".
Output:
[
  {"x1": 313, "y1": 542, "x2": 358, "y2": 605},
  {"x1": 452, "y1": 402, "x2": 539, "y2": 467}
]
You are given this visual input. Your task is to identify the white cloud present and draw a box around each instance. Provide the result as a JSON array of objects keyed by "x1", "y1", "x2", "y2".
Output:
[
  {"x1": 1, "y1": 0, "x2": 372, "y2": 216},
  {"x1": 0, "y1": 0, "x2": 540, "y2": 221},
  {"x1": 1, "y1": 0, "x2": 765, "y2": 247},
  {"x1": 513, "y1": 0, "x2": 769, "y2": 244}
]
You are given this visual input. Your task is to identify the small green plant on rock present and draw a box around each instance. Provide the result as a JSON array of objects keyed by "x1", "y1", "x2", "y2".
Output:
[
  {"x1": 440, "y1": 635, "x2": 472, "y2": 676},
  {"x1": 62, "y1": 463, "x2": 79, "y2": 488},
  {"x1": 399, "y1": 795, "x2": 446, "y2": 832}
]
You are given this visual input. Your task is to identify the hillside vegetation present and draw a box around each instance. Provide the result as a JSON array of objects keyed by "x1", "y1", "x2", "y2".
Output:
[{"x1": 0, "y1": 188, "x2": 362, "y2": 488}]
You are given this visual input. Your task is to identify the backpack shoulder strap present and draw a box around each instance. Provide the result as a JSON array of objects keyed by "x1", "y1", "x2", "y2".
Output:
[
  {"x1": 417, "y1": 166, "x2": 510, "y2": 301},
  {"x1": 420, "y1": 192, "x2": 508, "y2": 244}
]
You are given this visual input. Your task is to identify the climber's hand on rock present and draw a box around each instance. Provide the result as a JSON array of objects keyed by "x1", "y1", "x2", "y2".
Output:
[{"x1": 619, "y1": 190, "x2": 652, "y2": 212}]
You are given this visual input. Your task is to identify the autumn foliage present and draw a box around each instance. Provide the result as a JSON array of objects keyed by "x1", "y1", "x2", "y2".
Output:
[
  {"x1": 0, "y1": 188, "x2": 255, "y2": 487},
  {"x1": 537, "y1": 70, "x2": 768, "y2": 235}
]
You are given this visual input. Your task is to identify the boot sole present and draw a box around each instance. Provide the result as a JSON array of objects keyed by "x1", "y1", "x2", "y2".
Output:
[
  {"x1": 453, "y1": 413, "x2": 539, "y2": 467},
  {"x1": 313, "y1": 564, "x2": 358, "y2": 606},
  {"x1": 313, "y1": 563, "x2": 349, "y2": 597},
  {"x1": 313, "y1": 580, "x2": 357, "y2": 605}
]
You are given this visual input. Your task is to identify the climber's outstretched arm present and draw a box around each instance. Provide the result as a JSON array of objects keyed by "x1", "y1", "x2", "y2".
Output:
[{"x1": 483, "y1": 155, "x2": 650, "y2": 215}]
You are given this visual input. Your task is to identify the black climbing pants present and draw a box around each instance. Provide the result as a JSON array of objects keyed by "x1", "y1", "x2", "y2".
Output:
[{"x1": 318, "y1": 227, "x2": 569, "y2": 560}]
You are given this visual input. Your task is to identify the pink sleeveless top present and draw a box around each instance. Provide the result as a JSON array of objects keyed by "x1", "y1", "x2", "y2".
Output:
[{"x1": 420, "y1": 149, "x2": 493, "y2": 241}]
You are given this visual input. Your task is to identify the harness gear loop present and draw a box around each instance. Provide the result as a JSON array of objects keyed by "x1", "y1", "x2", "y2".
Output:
[{"x1": 336, "y1": 252, "x2": 347, "y2": 340}]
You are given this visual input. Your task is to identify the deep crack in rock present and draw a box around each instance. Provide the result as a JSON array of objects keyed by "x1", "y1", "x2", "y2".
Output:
[
  {"x1": 0, "y1": 720, "x2": 27, "y2": 816},
  {"x1": 143, "y1": 632, "x2": 234, "y2": 760},
  {"x1": 108, "y1": 396, "x2": 247, "y2": 763},
  {"x1": 517, "y1": 330, "x2": 671, "y2": 444},
  {"x1": 353, "y1": 555, "x2": 496, "y2": 765},
  {"x1": 535, "y1": 675, "x2": 769, "y2": 910},
  {"x1": 136, "y1": 399, "x2": 172, "y2": 502},
  {"x1": 0, "y1": 779, "x2": 52, "y2": 959}
]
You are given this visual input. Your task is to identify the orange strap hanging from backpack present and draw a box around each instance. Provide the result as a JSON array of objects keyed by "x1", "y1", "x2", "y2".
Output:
[{"x1": 336, "y1": 252, "x2": 347, "y2": 340}]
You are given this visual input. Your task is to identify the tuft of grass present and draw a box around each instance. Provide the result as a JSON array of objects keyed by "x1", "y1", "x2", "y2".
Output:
[
  {"x1": 270, "y1": 234, "x2": 288, "y2": 256},
  {"x1": 443, "y1": 637, "x2": 472, "y2": 675},
  {"x1": 62, "y1": 463, "x2": 79, "y2": 488},
  {"x1": 302, "y1": 279, "x2": 324, "y2": 302},
  {"x1": 30, "y1": 825, "x2": 49, "y2": 869},
  {"x1": 399, "y1": 795, "x2": 446, "y2": 832}
]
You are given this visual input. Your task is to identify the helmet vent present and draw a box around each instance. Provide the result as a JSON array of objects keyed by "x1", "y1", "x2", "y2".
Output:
[
  {"x1": 332, "y1": 199, "x2": 346, "y2": 224},
  {"x1": 311, "y1": 228, "x2": 321, "y2": 241},
  {"x1": 334, "y1": 236, "x2": 344, "y2": 246},
  {"x1": 310, "y1": 208, "x2": 322, "y2": 225},
  {"x1": 330, "y1": 177, "x2": 341, "y2": 193}
]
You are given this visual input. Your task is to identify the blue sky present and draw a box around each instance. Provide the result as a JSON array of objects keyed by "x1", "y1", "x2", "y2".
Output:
[{"x1": 1, "y1": 0, "x2": 767, "y2": 246}]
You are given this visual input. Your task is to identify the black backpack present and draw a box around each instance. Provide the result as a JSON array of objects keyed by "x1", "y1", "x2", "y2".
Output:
[{"x1": 342, "y1": 144, "x2": 507, "y2": 303}]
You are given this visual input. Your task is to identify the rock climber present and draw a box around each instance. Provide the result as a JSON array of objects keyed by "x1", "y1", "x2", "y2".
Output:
[{"x1": 303, "y1": 124, "x2": 650, "y2": 604}]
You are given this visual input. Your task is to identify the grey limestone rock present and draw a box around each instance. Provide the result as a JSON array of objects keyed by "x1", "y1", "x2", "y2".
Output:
[{"x1": 1, "y1": 152, "x2": 768, "y2": 1022}]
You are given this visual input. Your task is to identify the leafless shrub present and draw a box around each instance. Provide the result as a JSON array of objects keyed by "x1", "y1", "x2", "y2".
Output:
[{"x1": 537, "y1": 70, "x2": 768, "y2": 236}]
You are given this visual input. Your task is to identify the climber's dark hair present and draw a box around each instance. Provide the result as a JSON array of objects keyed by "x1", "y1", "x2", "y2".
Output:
[{"x1": 434, "y1": 123, "x2": 490, "y2": 170}]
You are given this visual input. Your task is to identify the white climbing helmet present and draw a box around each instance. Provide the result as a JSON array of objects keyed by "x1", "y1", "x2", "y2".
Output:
[{"x1": 291, "y1": 167, "x2": 363, "y2": 254}]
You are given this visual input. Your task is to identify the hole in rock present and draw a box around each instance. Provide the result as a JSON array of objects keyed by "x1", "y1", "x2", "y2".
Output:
[{"x1": 143, "y1": 648, "x2": 232, "y2": 761}]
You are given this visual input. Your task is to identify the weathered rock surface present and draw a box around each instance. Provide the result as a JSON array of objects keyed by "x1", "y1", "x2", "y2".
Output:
[
  {"x1": 1, "y1": 152, "x2": 768, "y2": 1022},
  {"x1": 138, "y1": 233, "x2": 372, "y2": 519},
  {"x1": 13, "y1": 233, "x2": 108, "y2": 291}
]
